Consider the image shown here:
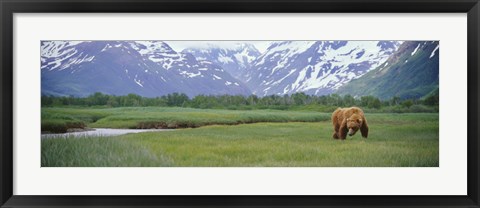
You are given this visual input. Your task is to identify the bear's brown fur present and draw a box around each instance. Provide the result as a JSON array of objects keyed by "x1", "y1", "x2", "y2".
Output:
[{"x1": 331, "y1": 107, "x2": 368, "y2": 140}]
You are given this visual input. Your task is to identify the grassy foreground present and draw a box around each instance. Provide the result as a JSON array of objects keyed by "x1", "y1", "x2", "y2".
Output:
[{"x1": 42, "y1": 112, "x2": 439, "y2": 167}]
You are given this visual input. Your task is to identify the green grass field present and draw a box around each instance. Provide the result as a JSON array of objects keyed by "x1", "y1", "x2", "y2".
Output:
[{"x1": 41, "y1": 107, "x2": 439, "y2": 167}]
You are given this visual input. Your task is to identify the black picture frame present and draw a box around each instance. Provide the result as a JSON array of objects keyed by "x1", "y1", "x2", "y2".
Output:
[{"x1": 1, "y1": 0, "x2": 479, "y2": 207}]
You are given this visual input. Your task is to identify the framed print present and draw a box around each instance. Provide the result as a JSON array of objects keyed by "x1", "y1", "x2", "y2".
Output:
[{"x1": 1, "y1": 0, "x2": 479, "y2": 207}]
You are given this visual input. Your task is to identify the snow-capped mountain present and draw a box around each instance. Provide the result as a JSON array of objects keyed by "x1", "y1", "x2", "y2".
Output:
[
  {"x1": 245, "y1": 41, "x2": 402, "y2": 96},
  {"x1": 182, "y1": 43, "x2": 261, "y2": 79},
  {"x1": 42, "y1": 40, "x2": 438, "y2": 100},
  {"x1": 41, "y1": 41, "x2": 251, "y2": 97},
  {"x1": 337, "y1": 41, "x2": 439, "y2": 99}
]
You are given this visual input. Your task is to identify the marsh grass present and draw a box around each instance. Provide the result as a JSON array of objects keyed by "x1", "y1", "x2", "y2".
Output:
[
  {"x1": 42, "y1": 107, "x2": 331, "y2": 131},
  {"x1": 41, "y1": 112, "x2": 439, "y2": 167},
  {"x1": 41, "y1": 135, "x2": 170, "y2": 166}
]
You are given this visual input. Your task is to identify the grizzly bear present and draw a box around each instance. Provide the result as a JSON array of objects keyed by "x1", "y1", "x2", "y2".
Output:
[{"x1": 331, "y1": 107, "x2": 369, "y2": 140}]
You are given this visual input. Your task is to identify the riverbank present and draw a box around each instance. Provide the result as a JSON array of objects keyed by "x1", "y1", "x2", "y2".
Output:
[{"x1": 41, "y1": 128, "x2": 174, "y2": 139}]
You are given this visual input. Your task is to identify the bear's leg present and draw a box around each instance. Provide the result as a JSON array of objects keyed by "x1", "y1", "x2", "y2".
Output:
[
  {"x1": 339, "y1": 118, "x2": 350, "y2": 140},
  {"x1": 360, "y1": 119, "x2": 369, "y2": 138},
  {"x1": 332, "y1": 131, "x2": 339, "y2": 139},
  {"x1": 333, "y1": 121, "x2": 340, "y2": 139},
  {"x1": 338, "y1": 124, "x2": 348, "y2": 140}
]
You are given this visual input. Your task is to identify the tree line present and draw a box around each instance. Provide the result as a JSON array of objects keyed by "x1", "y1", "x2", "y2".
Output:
[{"x1": 41, "y1": 92, "x2": 439, "y2": 112}]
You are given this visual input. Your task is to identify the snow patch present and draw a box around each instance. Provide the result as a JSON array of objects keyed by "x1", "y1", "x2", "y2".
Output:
[
  {"x1": 411, "y1": 43, "x2": 420, "y2": 56},
  {"x1": 41, "y1": 41, "x2": 85, "y2": 58},
  {"x1": 101, "y1": 44, "x2": 109, "y2": 52},
  {"x1": 134, "y1": 79, "x2": 144, "y2": 87},
  {"x1": 430, "y1": 45, "x2": 439, "y2": 58},
  {"x1": 272, "y1": 69, "x2": 296, "y2": 86},
  {"x1": 180, "y1": 71, "x2": 201, "y2": 78},
  {"x1": 218, "y1": 54, "x2": 234, "y2": 64}
]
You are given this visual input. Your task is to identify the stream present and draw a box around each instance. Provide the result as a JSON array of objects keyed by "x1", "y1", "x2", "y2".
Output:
[{"x1": 41, "y1": 128, "x2": 174, "y2": 139}]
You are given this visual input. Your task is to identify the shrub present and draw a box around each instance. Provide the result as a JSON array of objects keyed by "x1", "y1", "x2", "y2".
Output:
[{"x1": 41, "y1": 120, "x2": 85, "y2": 133}]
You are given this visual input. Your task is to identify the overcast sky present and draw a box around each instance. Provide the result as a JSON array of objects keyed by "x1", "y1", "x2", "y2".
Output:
[{"x1": 166, "y1": 41, "x2": 272, "y2": 53}]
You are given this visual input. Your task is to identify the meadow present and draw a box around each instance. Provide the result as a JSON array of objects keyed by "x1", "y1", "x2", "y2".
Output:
[{"x1": 41, "y1": 107, "x2": 439, "y2": 167}]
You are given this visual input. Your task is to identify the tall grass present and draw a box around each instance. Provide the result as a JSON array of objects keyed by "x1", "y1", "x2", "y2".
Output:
[
  {"x1": 42, "y1": 113, "x2": 439, "y2": 167},
  {"x1": 42, "y1": 136, "x2": 171, "y2": 166}
]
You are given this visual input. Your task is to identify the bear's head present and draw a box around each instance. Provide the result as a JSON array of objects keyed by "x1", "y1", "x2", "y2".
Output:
[{"x1": 346, "y1": 114, "x2": 364, "y2": 136}]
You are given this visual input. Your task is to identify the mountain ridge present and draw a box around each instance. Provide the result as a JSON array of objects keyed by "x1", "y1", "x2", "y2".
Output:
[
  {"x1": 244, "y1": 41, "x2": 401, "y2": 96},
  {"x1": 182, "y1": 42, "x2": 261, "y2": 79},
  {"x1": 41, "y1": 41, "x2": 251, "y2": 97},
  {"x1": 337, "y1": 41, "x2": 439, "y2": 99},
  {"x1": 41, "y1": 40, "x2": 438, "y2": 100}
]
